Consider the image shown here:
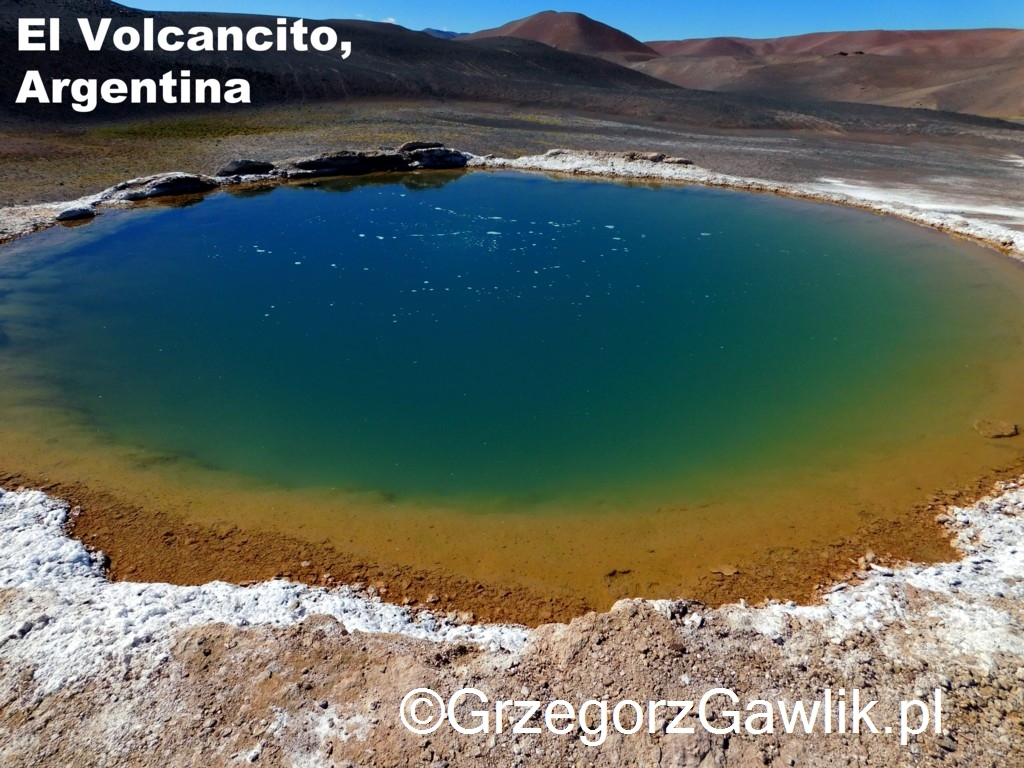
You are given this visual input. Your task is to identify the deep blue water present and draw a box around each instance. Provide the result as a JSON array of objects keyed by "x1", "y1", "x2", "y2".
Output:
[{"x1": 2, "y1": 171, "x2": 1021, "y2": 509}]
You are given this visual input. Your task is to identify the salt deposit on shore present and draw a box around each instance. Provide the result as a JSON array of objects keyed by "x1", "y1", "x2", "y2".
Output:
[
  {"x1": 2, "y1": 474, "x2": 1023, "y2": 694},
  {"x1": 2, "y1": 477, "x2": 1023, "y2": 765},
  {"x1": 0, "y1": 488, "x2": 526, "y2": 698},
  {"x1": 472, "y1": 150, "x2": 1024, "y2": 263}
]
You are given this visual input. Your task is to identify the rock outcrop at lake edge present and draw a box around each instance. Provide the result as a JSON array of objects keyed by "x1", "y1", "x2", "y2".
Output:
[
  {"x1": 0, "y1": 143, "x2": 474, "y2": 244},
  {"x1": 98, "y1": 145, "x2": 471, "y2": 198},
  {"x1": 101, "y1": 172, "x2": 221, "y2": 202},
  {"x1": 277, "y1": 145, "x2": 469, "y2": 179}
]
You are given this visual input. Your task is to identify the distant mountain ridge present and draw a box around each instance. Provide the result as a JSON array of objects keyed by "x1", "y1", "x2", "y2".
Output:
[
  {"x1": 647, "y1": 28, "x2": 1024, "y2": 58},
  {"x1": 460, "y1": 11, "x2": 1024, "y2": 118},
  {"x1": 637, "y1": 28, "x2": 1024, "y2": 119},
  {"x1": 421, "y1": 28, "x2": 464, "y2": 40}
]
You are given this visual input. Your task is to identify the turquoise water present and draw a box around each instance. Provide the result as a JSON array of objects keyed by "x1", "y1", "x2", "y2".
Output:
[{"x1": 2, "y1": 171, "x2": 1022, "y2": 509}]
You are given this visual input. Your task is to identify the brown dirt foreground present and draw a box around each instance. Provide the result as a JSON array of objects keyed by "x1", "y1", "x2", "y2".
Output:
[{"x1": 2, "y1": 547, "x2": 1022, "y2": 768}]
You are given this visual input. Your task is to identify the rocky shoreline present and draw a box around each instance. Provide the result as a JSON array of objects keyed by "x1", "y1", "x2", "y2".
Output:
[
  {"x1": 2, "y1": 144, "x2": 1023, "y2": 268},
  {"x1": 0, "y1": 141, "x2": 471, "y2": 244}
]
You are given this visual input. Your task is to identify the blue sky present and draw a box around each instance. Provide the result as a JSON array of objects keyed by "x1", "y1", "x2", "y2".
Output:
[{"x1": 123, "y1": 1, "x2": 1024, "y2": 41}]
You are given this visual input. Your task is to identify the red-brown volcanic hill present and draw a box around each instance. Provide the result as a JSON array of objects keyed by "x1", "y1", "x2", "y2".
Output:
[
  {"x1": 640, "y1": 28, "x2": 1024, "y2": 119},
  {"x1": 464, "y1": 10, "x2": 660, "y2": 65}
]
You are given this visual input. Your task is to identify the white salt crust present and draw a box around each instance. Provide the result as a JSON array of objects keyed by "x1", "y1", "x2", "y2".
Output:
[
  {"x1": 0, "y1": 488, "x2": 528, "y2": 697},
  {"x1": 714, "y1": 482, "x2": 1024, "y2": 670},
  {"x1": 2, "y1": 477, "x2": 1023, "y2": 697}
]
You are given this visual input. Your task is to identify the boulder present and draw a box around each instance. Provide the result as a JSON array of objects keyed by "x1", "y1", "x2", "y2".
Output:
[
  {"x1": 361, "y1": 151, "x2": 414, "y2": 172},
  {"x1": 279, "y1": 146, "x2": 468, "y2": 178},
  {"x1": 56, "y1": 206, "x2": 95, "y2": 222},
  {"x1": 215, "y1": 159, "x2": 275, "y2": 177},
  {"x1": 139, "y1": 175, "x2": 218, "y2": 199},
  {"x1": 102, "y1": 173, "x2": 220, "y2": 202},
  {"x1": 293, "y1": 152, "x2": 371, "y2": 174},
  {"x1": 397, "y1": 141, "x2": 445, "y2": 152},
  {"x1": 408, "y1": 148, "x2": 469, "y2": 169},
  {"x1": 286, "y1": 152, "x2": 376, "y2": 178},
  {"x1": 974, "y1": 419, "x2": 1019, "y2": 439}
]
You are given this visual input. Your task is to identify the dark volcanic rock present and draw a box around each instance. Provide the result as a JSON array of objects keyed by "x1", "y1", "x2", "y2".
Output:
[
  {"x1": 408, "y1": 148, "x2": 469, "y2": 169},
  {"x1": 361, "y1": 151, "x2": 413, "y2": 171},
  {"x1": 102, "y1": 173, "x2": 220, "y2": 202},
  {"x1": 397, "y1": 141, "x2": 445, "y2": 152},
  {"x1": 284, "y1": 147, "x2": 470, "y2": 177},
  {"x1": 55, "y1": 206, "x2": 95, "y2": 222},
  {"x1": 288, "y1": 152, "x2": 374, "y2": 178},
  {"x1": 130, "y1": 175, "x2": 219, "y2": 200},
  {"x1": 215, "y1": 159, "x2": 275, "y2": 177}
]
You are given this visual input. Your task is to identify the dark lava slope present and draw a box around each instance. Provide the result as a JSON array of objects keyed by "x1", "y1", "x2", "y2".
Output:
[{"x1": 0, "y1": 0, "x2": 674, "y2": 117}]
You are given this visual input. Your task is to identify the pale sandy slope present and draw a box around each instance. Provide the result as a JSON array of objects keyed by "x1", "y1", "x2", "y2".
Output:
[{"x1": 637, "y1": 29, "x2": 1024, "y2": 119}]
